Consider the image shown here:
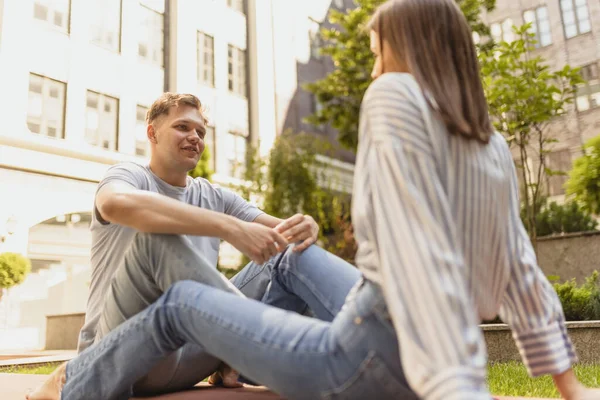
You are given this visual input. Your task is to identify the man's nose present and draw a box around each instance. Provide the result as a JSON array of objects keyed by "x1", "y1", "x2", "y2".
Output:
[{"x1": 188, "y1": 134, "x2": 199, "y2": 143}]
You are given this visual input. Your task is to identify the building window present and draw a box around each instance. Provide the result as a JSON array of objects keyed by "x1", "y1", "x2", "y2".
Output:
[
  {"x1": 225, "y1": 132, "x2": 246, "y2": 179},
  {"x1": 309, "y1": 19, "x2": 322, "y2": 59},
  {"x1": 560, "y1": 0, "x2": 591, "y2": 39},
  {"x1": 576, "y1": 63, "x2": 600, "y2": 112},
  {"x1": 26, "y1": 74, "x2": 66, "y2": 138},
  {"x1": 90, "y1": 0, "x2": 122, "y2": 52},
  {"x1": 197, "y1": 32, "x2": 215, "y2": 87},
  {"x1": 546, "y1": 149, "x2": 571, "y2": 196},
  {"x1": 33, "y1": 0, "x2": 70, "y2": 33},
  {"x1": 490, "y1": 18, "x2": 515, "y2": 43},
  {"x1": 228, "y1": 45, "x2": 246, "y2": 97},
  {"x1": 204, "y1": 125, "x2": 216, "y2": 171},
  {"x1": 226, "y1": 0, "x2": 244, "y2": 13},
  {"x1": 85, "y1": 91, "x2": 119, "y2": 150},
  {"x1": 135, "y1": 105, "x2": 149, "y2": 156},
  {"x1": 138, "y1": 4, "x2": 164, "y2": 66},
  {"x1": 523, "y1": 6, "x2": 552, "y2": 47}
]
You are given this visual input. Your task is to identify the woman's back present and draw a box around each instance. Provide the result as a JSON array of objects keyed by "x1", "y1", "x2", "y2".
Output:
[{"x1": 353, "y1": 72, "x2": 575, "y2": 394}]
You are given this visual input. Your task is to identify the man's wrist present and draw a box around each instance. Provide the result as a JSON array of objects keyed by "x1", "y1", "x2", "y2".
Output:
[{"x1": 218, "y1": 216, "x2": 242, "y2": 242}]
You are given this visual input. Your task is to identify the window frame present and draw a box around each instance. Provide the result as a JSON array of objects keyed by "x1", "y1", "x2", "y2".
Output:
[
  {"x1": 197, "y1": 31, "x2": 215, "y2": 87},
  {"x1": 576, "y1": 63, "x2": 600, "y2": 112},
  {"x1": 523, "y1": 6, "x2": 553, "y2": 48},
  {"x1": 227, "y1": 45, "x2": 247, "y2": 97},
  {"x1": 559, "y1": 0, "x2": 592, "y2": 39},
  {"x1": 90, "y1": 0, "x2": 123, "y2": 53},
  {"x1": 138, "y1": 3, "x2": 164, "y2": 67},
  {"x1": 85, "y1": 90, "x2": 120, "y2": 151},
  {"x1": 32, "y1": 0, "x2": 72, "y2": 34},
  {"x1": 26, "y1": 73, "x2": 67, "y2": 140}
]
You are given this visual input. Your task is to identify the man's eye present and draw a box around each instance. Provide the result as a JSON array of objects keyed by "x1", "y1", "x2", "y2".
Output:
[{"x1": 177, "y1": 125, "x2": 187, "y2": 130}]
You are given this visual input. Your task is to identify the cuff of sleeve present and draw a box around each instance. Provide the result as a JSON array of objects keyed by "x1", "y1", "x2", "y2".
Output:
[
  {"x1": 420, "y1": 368, "x2": 490, "y2": 400},
  {"x1": 512, "y1": 319, "x2": 578, "y2": 377}
]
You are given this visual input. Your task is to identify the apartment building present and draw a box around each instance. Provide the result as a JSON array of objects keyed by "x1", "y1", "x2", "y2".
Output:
[
  {"x1": 0, "y1": 0, "x2": 352, "y2": 351},
  {"x1": 483, "y1": 0, "x2": 600, "y2": 199}
]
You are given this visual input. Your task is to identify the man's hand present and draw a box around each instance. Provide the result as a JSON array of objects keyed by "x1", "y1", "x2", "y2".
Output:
[
  {"x1": 274, "y1": 214, "x2": 319, "y2": 253},
  {"x1": 225, "y1": 220, "x2": 288, "y2": 265}
]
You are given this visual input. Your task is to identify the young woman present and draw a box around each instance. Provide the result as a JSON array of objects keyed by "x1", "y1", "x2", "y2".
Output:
[{"x1": 28, "y1": 1, "x2": 599, "y2": 399}]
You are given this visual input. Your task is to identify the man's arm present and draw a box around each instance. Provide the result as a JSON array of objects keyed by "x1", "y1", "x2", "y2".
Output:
[
  {"x1": 253, "y1": 214, "x2": 283, "y2": 228},
  {"x1": 97, "y1": 181, "x2": 287, "y2": 264}
]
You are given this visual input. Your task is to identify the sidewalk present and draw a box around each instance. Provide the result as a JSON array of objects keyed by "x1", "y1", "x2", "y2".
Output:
[{"x1": 0, "y1": 350, "x2": 76, "y2": 368}]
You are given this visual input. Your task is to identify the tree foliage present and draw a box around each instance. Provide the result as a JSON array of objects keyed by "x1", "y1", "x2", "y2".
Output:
[
  {"x1": 522, "y1": 199, "x2": 598, "y2": 237},
  {"x1": 188, "y1": 146, "x2": 213, "y2": 181},
  {"x1": 239, "y1": 132, "x2": 357, "y2": 263},
  {"x1": 0, "y1": 252, "x2": 31, "y2": 299},
  {"x1": 480, "y1": 24, "x2": 583, "y2": 248},
  {"x1": 304, "y1": 0, "x2": 497, "y2": 152},
  {"x1": 566, "y1": 135, "x2": 600, "y2": 215}
]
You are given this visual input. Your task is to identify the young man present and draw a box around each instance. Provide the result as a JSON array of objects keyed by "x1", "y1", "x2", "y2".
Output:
[{"x1": 76, "y1": 92, "x2": 341, "y2": 394}]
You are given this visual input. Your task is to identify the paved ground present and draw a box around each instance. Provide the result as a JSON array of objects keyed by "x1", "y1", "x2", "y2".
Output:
[
  {"x1": 0, "y1": 350, "x2": 76, "y2": 367},
  {"x1": 0, "y1": 373, "x2": 556, "y2": 400}
]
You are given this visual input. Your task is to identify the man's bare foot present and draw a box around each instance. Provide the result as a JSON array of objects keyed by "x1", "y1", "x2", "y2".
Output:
[
  {"x1": 207, "y1": 364, "x2": 243, "y2": 388},
  {"x1": 26, "y1": 362, "x2": 67, "y2": 400}
]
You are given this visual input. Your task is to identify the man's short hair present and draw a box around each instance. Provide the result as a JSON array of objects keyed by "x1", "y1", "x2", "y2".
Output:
[{"x1": 146, "y1": 93, "x2": 207, "y2": 125}]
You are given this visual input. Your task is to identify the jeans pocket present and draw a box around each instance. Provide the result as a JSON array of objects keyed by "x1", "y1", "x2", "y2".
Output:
[{"x1": 320, "y1": 351, "x2": 416, "y2": 400}]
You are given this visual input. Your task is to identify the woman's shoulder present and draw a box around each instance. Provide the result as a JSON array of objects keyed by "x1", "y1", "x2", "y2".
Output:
[{"x1": 364, "y1": 73, "x2": 422, "y2": 101}]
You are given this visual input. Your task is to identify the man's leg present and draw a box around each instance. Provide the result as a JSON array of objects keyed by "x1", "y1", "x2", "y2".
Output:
[
  {"x1": 96, "y1": 233, "x2": 241, "y2": 395},
  {"x1": 263, "y1": 244, "x2": 362, "y2": 321}
]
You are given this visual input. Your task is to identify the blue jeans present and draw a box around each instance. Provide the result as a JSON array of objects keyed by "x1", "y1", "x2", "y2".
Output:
[{"x1": 62, "y1": 243, "x2": 416, "y2": 400}]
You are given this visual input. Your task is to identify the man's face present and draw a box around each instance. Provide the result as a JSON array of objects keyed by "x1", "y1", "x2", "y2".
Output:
[{"x1": 150, "y1": 105, "x2": 206, "y2": 172}]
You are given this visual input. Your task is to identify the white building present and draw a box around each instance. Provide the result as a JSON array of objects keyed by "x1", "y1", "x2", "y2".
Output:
[{"x1": 0, "y1": 0, "x2": 353, "y2": 350}]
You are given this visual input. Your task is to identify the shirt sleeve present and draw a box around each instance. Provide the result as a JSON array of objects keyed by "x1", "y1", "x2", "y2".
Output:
[
  {"x1": 362, "y1": 75, "x2": 491, "y2": 400},
  {"x1": 497, "y1": 155, "x2": 577, "y2": 376},
  {"x1": 94, "y1": 163, "x2": 149, "y2": 225},
  {"x1": 220, "y1": 187, "x2": 264, "y2": 222}
]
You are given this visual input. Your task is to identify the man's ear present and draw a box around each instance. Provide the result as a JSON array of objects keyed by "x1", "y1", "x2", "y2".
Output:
[{"x1": 147, "y1": 124, "x2": 157, "y2": 143}]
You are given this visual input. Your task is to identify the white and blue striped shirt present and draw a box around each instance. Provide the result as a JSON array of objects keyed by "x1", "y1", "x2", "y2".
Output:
[{"x1": 352, "y1": 73, "x2": 576, "y2": 400}]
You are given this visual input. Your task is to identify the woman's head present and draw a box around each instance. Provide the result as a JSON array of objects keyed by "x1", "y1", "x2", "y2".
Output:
[{"x1": 367, "y1": 0, "x2": 493, "y2": 143}]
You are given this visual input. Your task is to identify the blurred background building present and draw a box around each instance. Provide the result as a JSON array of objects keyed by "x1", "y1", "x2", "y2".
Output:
[
  {"x1": 482, "y1": 0, "x2": 600, "y2": 201},
  {"x1": 0, "y1": 0, "x2": 354, "y2": 350}
]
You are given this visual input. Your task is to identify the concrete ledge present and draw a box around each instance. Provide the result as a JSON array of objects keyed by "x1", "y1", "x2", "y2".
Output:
[
  {"x1": 45, "y1": 313, "x2": 86, "y2": 350},
  {"x1": 483, "y1": 321, "x2": 600, "y2": 364}
]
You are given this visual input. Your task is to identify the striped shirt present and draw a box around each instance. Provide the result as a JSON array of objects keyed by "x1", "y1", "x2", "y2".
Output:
[{"x1": 352, "y1": 73, "x2": 576, "y2": 400}]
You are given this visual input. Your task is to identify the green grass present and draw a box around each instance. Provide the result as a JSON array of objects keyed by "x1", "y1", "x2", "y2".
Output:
[
  {"x1": 2, "y1": 361, "x2": 599, "y2": 398},
  {"x1": 488, "y1": 362, "x2": 600, "y2": 398},
  {"x1": 0, "y1": 362, "x2": 62, "y2": 375}
]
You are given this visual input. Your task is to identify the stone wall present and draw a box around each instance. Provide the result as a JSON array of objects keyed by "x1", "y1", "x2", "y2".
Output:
[
  {"x1": 484, "y1": 322, "x2": 600, "y2": 364},
  {"x1": 45, "y1": 313, "x2": 85, "y2": 350},
  {"x1": 537, "y1": 231, "x2": 600, "y2": 283}
]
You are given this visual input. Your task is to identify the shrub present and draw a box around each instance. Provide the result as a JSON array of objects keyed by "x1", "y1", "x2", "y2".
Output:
[
  {"x1": 0, "y1": 252, "x2": 31, "y2": 299},
  {"x1": 553, "y1": 271, "x2": 600, "y2": 321}
]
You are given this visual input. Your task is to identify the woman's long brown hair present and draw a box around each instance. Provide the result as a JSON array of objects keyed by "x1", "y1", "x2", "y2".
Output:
[{"x1": 368, "y1": 0, "x2": 494, "y2": 143}]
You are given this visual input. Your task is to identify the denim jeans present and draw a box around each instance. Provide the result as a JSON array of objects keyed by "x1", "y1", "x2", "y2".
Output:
[
  {"x1": 95, "y1": 233, "x2": 292, "y2": 394},
  {"x1": 63, "y1": 240, "x2": 416, "y2": 400}
]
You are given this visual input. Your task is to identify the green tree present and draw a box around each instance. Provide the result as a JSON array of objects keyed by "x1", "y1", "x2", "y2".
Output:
[
  {"x1": 480, "y1": 24, "x2": 583, "y2": 248},
  {"x1": 533, "y1": 201, "x2": 598, "y2": 237},
  {"x1": 0, "y1": 252, "x2": 31, "y2": 301},
  {"x1": 188, "y1": 146, "x2": 213, "y2": 181},
  {"x1": 235, "y1": 132, "x2": 357, "y2": 264},
  {"x1": 305, "y1": 0, "x2": 496, "y2": 152},
  {"x1": 566, "y1": 135, "x2": 600, "y2": 215}
]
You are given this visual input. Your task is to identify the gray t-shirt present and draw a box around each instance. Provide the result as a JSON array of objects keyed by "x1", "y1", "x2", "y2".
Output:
[{"x1": 77, "y1": 162, "x2": 263, "y2": 352}]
